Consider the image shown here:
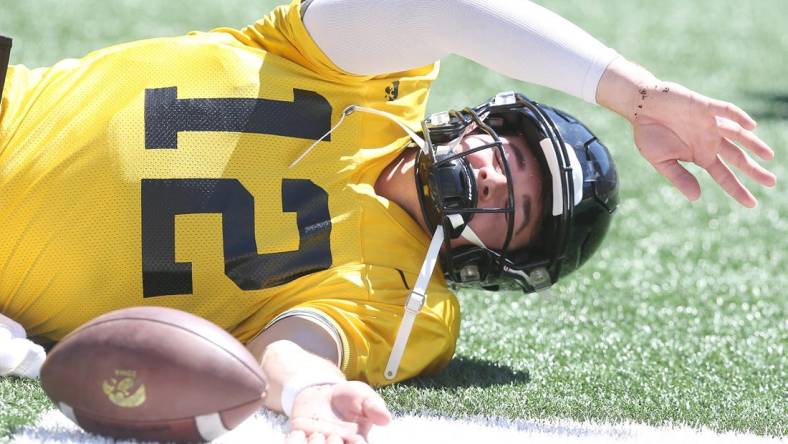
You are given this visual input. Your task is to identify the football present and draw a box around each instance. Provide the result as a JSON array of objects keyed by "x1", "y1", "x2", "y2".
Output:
[{"x1": 40, "y1": 306, "x2": 267, "y2": 442}]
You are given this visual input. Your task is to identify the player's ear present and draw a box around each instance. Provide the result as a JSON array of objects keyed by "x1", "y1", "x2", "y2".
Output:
[{"x1": 246, "y1": 310, "x2": 343, "y2": 367}]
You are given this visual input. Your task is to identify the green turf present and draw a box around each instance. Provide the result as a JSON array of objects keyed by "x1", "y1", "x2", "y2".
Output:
[
  {"x1": 1, "y1": 0, "x2": 786, "y2": 439},
  {"x1": 0, "y1": 377, "x2": 50, "y2": 438}
]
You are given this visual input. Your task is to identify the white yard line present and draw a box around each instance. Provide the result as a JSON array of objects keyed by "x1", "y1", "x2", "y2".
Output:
[{"x1": 11, "y1": 409, "x2": 784, "y2": 444}]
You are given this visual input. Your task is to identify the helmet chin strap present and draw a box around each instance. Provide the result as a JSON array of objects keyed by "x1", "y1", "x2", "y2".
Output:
[
  {"x1": 384, "y1": 212, "x2": 487, "y2": 380},
  {"x1": 384, "y1": 219, "x2": 488, "y2": 380},
  {"x1": 385, "y1": 225, "x2": 444, "y2": 380},
  {"x1": 286, "y1": 104, "x2": 484, "y2": 380}
]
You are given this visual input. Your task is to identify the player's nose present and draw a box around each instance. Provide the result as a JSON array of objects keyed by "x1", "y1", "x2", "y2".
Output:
[{"x1": 476, "y1": 166, "x2": 507, "y2": 204}]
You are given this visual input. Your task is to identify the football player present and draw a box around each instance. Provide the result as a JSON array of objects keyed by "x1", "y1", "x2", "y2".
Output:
[{"x1": 0, "y1": 1, "x2": 776, "y2": 443}]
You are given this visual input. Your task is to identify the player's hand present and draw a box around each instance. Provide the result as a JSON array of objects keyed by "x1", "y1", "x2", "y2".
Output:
[
  {"x1": 285, "y1": 381, "x2": 391, "y2": 444},
  {"x1": 596, "y1": 58, "x2": 777, "y2": 207},
  {"x1": 630, "y1": 81, "x2": 776, "y2": 207}
]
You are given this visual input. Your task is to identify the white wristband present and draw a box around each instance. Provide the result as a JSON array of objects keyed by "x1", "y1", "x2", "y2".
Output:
[{"x1": 281, "y1": 374, "x2": 342, "y2": 417}]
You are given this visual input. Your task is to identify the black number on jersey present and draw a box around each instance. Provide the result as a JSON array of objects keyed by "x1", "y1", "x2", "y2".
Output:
[
  {"x1": 144, "y1": 87, "x2": 331, "y2": 149},
  {"x1": 141, "y1": 88, "x2": 333, "y2": 297}
]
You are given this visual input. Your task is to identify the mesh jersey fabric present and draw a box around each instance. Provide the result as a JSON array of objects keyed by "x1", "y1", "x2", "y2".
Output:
[{"x1": 0, "y1": 0, "x2": 459, "y2": 385}]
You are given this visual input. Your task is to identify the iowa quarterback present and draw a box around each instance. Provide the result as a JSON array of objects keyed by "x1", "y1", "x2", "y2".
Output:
[{"x1": 0, "y1": 1, "x2": 776, "y2": 443}]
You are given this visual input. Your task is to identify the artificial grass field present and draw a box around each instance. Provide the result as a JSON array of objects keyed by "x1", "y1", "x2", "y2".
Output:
[{"x1": 1, "y1": 0, "x2": 786, "y2": 439}]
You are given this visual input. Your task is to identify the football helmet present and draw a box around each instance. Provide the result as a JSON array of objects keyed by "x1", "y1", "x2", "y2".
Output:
[{"x1": 415, "y1": 91, "x2": 619, "y2": 293}]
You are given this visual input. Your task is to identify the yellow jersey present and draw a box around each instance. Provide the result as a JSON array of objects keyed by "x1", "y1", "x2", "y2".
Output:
[{"x1": 0, "y1": 0, "x2": 459, "y2": 385}]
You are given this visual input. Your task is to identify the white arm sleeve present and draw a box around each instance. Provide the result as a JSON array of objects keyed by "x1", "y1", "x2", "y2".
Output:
[{"x1": 302, "y1": 0, "x2": 620, "y2": 104}]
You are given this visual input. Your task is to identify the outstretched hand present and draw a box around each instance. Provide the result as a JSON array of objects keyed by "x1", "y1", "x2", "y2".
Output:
[
  {"x1": 285, "y1": 381, "x2": 392, "y2": 444},
  {"x1": 631, "y1": 82, "x2": 776, "y2": 207},
  {"x1": 597, "y1": 58, "x2": 777, "y2": 207}
]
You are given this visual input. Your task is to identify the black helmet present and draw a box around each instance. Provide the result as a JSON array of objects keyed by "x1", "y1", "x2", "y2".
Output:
[{"x1": 414, "y1": 91, "x2": 618, "y2": 293}]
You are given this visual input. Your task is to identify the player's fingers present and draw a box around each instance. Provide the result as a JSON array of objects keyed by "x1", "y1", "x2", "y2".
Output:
[
  {"x1": 290, "y1": 417, "x2": 359, "y2": 438},
  {"x1": 308, "y1": 432, "x2": 327, "y2": 444},
  {"x1": 653, "y1": 160, "x2": 701, "y2": 201},
  {"x1": 326, "y1": 434, "x2": 344, "y2": 444},
  {"x1": 719, "y1": 139, "x2": 777, "y2": 187},
  {"x1": 705, "y1": 156, "x2": 757, "y2": 208},
  {"x1": 716, "y1": 117, "x2": 774, "y2": 160},
  {"x1": 346, "y1": 435, "x2": 369, "y2": 444},
  {"x1": 708, "y1": 98, "x2": 757, "y2": 130},
  {"x1": 361, "y1": 395, "x2": 391, "y2": 425},
  {"x1": 332, "y1": 381, "x2": 385, "y2": 421},
  {"x1": 358, "y1": 421, "x2": 373, "y2": 440},
  {"x1": 286, "y1": 430, "x2": 309, "y2": 444}
]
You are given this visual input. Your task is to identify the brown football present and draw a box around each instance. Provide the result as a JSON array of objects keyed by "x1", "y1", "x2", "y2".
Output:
[{"x1": 40, "y1": 306, "x2": 267, "y2": 442}]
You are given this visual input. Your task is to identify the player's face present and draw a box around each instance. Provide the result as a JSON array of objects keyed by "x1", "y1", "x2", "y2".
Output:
[{"x1": 454, "y1": 133, "x2": 544, "y2": 251}]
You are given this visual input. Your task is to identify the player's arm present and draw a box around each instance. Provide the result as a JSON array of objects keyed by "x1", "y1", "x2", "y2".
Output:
[
  {"x1": 595, "y1": 57, "x2": 775, "y2": 207},
  {"x1": 245, "y1": 314, "x2": 390, "y2": 443},
  {"x1": 302, "y1": 0, "x2": 776, "y2": 207},
  {"x1": 245, "y1": 313, "x2": 344, "y2": 413},
  {"x1": 302, "y1": 0, "x2": 616, "y2": 103}
]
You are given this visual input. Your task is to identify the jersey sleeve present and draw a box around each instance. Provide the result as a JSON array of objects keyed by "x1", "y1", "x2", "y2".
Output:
[
  {"x1": 294, "y1": 285, "x2": 461, "y2": 386},
  {"x1": 212, "y1": 0, "x2": 438, "y2": 83},
  {"x1": 229, "y1": 262, "x2": 461, "y2": 386}
]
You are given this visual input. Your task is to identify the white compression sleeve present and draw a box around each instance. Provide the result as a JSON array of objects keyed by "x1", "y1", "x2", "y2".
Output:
[{"x1": 302, "y1": 0, "x2": 619, "y2": 104}]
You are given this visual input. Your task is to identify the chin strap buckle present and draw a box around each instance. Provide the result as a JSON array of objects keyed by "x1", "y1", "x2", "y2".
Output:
[{"x1": 526, "y1": 267, "x2": 553, "y2": 296}]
